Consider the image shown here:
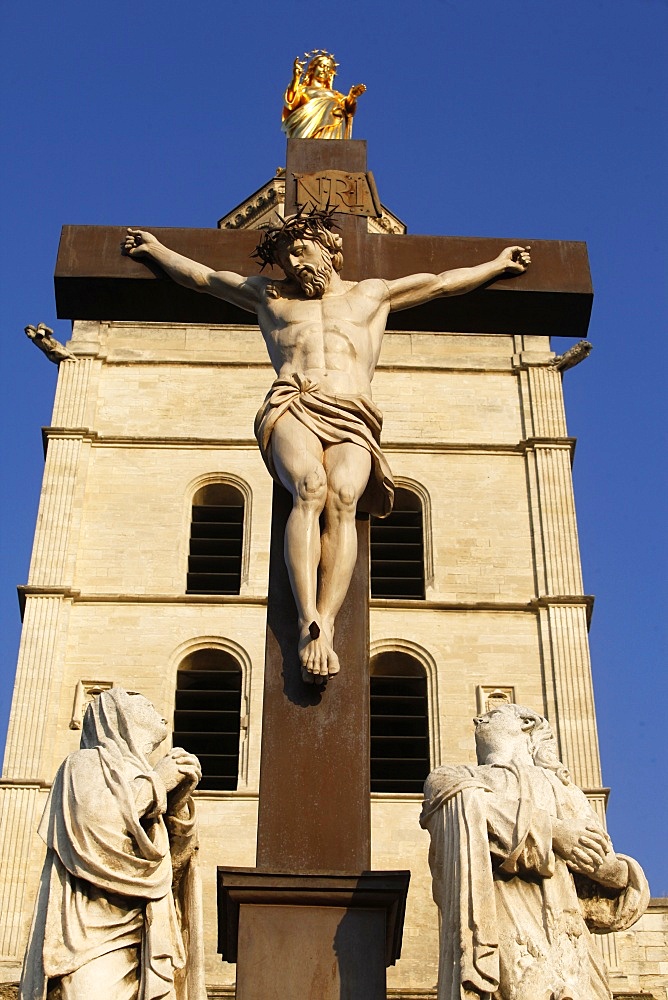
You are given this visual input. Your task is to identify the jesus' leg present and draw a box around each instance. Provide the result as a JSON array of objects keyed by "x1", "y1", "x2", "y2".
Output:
[
  {"x1": 317, "y1": 441, "x2": 372, "y2": 673},
  {"x1": 269, "y1": 413, "x2": 333, "y2": 681}
]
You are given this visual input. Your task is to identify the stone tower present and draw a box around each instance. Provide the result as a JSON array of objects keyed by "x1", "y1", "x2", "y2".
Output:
[{"x1": 1, "y1": 157, "x2": 665, "y2": 998}]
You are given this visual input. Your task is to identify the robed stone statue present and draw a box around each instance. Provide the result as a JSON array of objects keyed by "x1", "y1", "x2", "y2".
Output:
[
  {"x1": 20, "y1": 688, "x2": 206, "y2": 1000},
  {"x1": 420, "y1": 703, "x2": 649, "y2": 1000}
]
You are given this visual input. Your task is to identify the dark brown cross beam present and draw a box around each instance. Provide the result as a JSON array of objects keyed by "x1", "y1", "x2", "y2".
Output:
[{"x1": 54, "y1": 139, "x2": 592, "y2": 337}]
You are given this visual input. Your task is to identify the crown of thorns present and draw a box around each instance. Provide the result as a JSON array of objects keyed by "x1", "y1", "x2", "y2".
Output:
[{"x1": 251, "y1": 206, "x2": 340, "y2": 270}]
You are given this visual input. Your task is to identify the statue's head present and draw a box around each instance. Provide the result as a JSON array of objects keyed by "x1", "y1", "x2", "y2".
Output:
[
  {"x1": 253, "y1": 209, "x2": 344, "y2": 298},
  {"x1": 82, "y1": 687, "x2": 168, "y2": 759},
  {"x1": 473, "y1": 703, "x2": 570, "y2": 783},
  {"x1": 304, "y1": 51, "x2": 338, "y2": 87}
]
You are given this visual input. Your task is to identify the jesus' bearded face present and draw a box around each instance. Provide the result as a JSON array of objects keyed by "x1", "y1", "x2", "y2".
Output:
[{"x1": 279, "y1": 238, "x2": 333, "y2": 298}]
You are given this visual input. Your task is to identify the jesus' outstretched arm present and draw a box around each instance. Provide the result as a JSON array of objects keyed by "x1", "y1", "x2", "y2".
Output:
[
  {"x1": 384, "y1": 245, "x2": 531, "y2": 312},
  {"x1": 123, "y1": 228, "x2": 265, "y2": 313}
]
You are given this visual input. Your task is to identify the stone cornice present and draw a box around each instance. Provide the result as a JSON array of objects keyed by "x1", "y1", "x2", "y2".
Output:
[
  {"x1": 23, "y1": 589, "x2": 266, "y2": 607},
  {"x1": 0, "y1": 779, "x2": 51, "y2": 790},
  {"x1": 64, "y1": 354, "x2": 546, "y2": 374},
  {"x1": 17, "y1": 588, "x2": 592, "y2": 619},
  {"x1": 217, "y1": 176, "x2": 285, "y2": 230},
  {"x1": 17, "y1": 585, "x2": 80, "y2": 619},
  {"x1": 372, "y1": 596, "x2": 594, "y2": 616},
  {"x1": 17, "y1": 585, "x2": 268, "y2": 620},
  {"x1": 39, "y1": 426, "x2": 578, "y2": 457},
  {"x1": 581, "y1": 786, "x2": 611, "y2": 804},
  {"x1": 530, "y1": 594, "x2": 595, "y2": 627}
]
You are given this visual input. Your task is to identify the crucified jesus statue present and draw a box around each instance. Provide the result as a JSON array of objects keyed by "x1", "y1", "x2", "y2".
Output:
[{"x1": 123, "y1": 213, "x2": 530, "y2": 683}]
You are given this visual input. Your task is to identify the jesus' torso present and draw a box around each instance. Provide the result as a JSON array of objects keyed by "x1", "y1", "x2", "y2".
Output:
[{"x1": 255, "y1": 278, "x2": 391, "y2": 397}]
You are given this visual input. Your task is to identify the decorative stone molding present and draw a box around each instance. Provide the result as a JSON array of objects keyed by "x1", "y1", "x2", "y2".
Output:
[
  {"x1": 216, "y1": 173, "x2": 406, "y2": 236},
  {"x1": 392, "y1": 475, "x2": 435, "y2": 592},
  {"x1": 476, "y1": 685, "x2": 516, "y2": 715},
  {"x1": 24, "y1": 323, "x2": 77, "y2": 365},
  {"x1": 217, "y1": 177, "x2": 286, "y2": 231},
  {"x1": 69, "y1": 679, "x2": 114, "y2": 730},
  {"x1": 552, "y1": 339, "x2": 593, "y2": 372}
]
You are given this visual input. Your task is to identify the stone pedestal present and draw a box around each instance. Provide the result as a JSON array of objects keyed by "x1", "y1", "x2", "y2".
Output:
[{"x1": 217, "y1": 870, "x2": 410, "y2": 1000}]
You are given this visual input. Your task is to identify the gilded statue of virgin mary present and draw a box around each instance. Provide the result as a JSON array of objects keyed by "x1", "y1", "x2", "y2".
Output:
[{"x1": 282, "y1": 50, "x2": 366, "y2": 140}]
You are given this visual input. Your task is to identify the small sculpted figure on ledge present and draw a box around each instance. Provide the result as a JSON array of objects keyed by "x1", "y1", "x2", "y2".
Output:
[
  {"x1": 281, "y1": 50, "x2": 366, "y2": 140},
  {"x1": 420, "y1": 703, "x2": 649, "y2": 1000},
  {"x1": 25, "y1": 323, "x2": 77, "y2": 365},
  {"x1": 123, "y1": 213, "x2": 530, "y2": 683},
  {"x1": 20, "y1": 688, "x2": 206, "y2": 1000}
]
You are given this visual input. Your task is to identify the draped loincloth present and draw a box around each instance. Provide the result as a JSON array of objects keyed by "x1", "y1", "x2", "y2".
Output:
[{"x1": 254, "y1": 372, "x2": 394, "y2": 517}]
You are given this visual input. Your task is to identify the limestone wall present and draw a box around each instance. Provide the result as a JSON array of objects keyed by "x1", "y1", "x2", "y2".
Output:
[
  {"x1": 610, "y1": 899, "x2": 668, "y2": 999},
  {"x1": 0, "y1": 318, "x2": 651, "y2": 993}
]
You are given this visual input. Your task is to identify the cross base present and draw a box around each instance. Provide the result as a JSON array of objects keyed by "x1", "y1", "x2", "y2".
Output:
[{"x1": 217, "y1": 868, "x2": 410, "y2": 1000}]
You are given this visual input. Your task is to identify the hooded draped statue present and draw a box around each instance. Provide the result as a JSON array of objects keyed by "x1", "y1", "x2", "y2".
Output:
[
  {"x1": 420, "y1": 704, "x2": 649, "y2": 1000},
  {"x1": 20, "y1": 688, "x2": 206, "y2": 1000}
]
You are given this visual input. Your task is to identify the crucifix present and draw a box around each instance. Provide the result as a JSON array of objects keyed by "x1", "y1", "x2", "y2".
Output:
[
  {"x1": 122, "y1": 191, "x2": 530, "y2": 685},
  {"x1": 54, "y1": 137, "x2": 592, "y2": 998}
]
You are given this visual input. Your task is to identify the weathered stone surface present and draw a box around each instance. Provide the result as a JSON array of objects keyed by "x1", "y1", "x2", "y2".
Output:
[
  {"x1": 1, "y1": 320, "x2": 614, "y2": 994},
  {"x1": 18, "y1": 689, "x2": 205, "y2": 1000},
  {"x1": 421, "y1": 704, "x2": 650, "y2": 1000}
]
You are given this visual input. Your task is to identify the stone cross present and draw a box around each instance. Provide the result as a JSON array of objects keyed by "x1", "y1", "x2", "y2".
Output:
[
  {"x1": 55, "y1": 143, "x2": 592, "y2": 339},
  {"x1": 53, "y1": 139, "x2": 593, "y2": 998}
]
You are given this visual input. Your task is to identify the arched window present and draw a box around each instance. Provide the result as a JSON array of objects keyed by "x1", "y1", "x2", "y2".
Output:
[
  {"x1": 187, "y1": 483, "x2": 244, "y2": 595},
  {"x1": 173, "y1": 648, "x2": 242, "y2": 791},
  {"x1": 370, "y1": 651, "x2": 430, "y2": 793},
  {"x1": 370, "y1": 487, "x2": 425, "y2": 599}
]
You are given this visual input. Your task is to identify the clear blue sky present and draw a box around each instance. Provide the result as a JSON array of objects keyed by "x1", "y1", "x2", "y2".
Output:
[{"x1": 1, "y1": 2, "x2": 666, "y2": 893}]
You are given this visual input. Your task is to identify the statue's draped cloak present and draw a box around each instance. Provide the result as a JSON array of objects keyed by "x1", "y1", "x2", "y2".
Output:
[
  {"x1": 420, "y1": 763, "x2": 648, "y2": 1000},
  {"x1": 20, "y1": 690, "x2": 206, "y2": 1000},
  {"x1": 254, "y1": 372, "x2": 395, "y2": 517},
  {"x1": 282, "y1": 87, "x2": 348, "y2": 140}
]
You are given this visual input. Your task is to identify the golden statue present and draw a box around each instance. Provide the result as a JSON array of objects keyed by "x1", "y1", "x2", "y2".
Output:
[{"x1": 281, "y1": 50, "x2": 366, "y2": 140}]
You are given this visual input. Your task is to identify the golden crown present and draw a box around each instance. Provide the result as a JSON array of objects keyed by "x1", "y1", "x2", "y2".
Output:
[{"x1": 304, "y1": 49, "x2": 339, "y2": 71}]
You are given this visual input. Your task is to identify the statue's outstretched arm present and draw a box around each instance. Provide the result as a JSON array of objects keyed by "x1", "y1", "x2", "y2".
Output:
[
  {"x1": 123, "y1": 229, "x2": 264, "y2": 313},
  {"x1": 386, "y1": 246, "x2": 531, "y2": 312},
  {"x1": 284, "y1": 57, "x2": 305, "y2": 111},
  {"x1": 344, "y1": 83, "x2": 366, "y2": 114}
]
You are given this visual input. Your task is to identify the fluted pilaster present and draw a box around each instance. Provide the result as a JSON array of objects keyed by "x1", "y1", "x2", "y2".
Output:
[
  {"x1": 539, "y1": 603, "x2": 602, "y2": 788},
  {"x1": 2, "y1": 596, "x2": 67, "y2": 779},
  {"x1": 27, "y1": 435, "x2": 89, "y2": 588},
  {"x1": 528, "y1": 443, "x2": 584, "y2": 597},
  {"x1": 0, "y1": 783, "x2": 43, "y2": 959},
  {"x1": 52, "y1": 355, "x2": 94, "y2": 427},
  {"x1": 525, "y1": 364, "x2": 568, "y2": 438}
]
